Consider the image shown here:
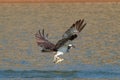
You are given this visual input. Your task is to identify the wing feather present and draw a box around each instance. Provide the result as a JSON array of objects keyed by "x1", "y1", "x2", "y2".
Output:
[
  {"x1": 55, "y1": 19, "x2": 86, "y2": 50},
  {"x1": 35, "y1": 29, "x2": 55, "y2": 51},
  {"x1": 63, "y1": 19, "x2": 86, "y2": 38}
]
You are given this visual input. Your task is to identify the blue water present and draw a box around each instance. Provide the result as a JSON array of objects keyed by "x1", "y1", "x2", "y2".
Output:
[{"x1": 0, "y1": 70, "x2": 120, "y2": 78}]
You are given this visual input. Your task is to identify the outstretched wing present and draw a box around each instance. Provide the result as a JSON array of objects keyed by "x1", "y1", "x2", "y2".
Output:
[
  {"x1": 35, "y1": 29, "x2": 55, "y2": 52},
  {"x1": 54, "y1": 19, "x2": 86, "y2": 50},
  {"x1": 63, "y1": 19, "x2": 86, "y2": 38}
]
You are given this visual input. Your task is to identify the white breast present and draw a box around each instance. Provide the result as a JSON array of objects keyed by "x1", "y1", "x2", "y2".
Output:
[{"x1": 56, "y1": 51, "x2": 64, "y2": 56}]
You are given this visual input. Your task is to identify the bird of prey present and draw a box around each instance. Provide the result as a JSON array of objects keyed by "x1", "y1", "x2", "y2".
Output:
[{"x1": 35, "y1": 19, "x2": 86, "y2": 64}]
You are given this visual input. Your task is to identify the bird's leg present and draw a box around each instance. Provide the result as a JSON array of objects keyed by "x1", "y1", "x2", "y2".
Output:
[
  {"x1": 53, "y1": 51, "x2": 64, "y2": 63},
  {"x1": 55, "y1": 57, "x2": 64, "y2": 64},
  {"x1": 53, "y1": 54, "x2": 58, "y2": 62},
  {"x1": 53, "y1": 54, "x2": 64, "y2": 63},
  {"x1": 57, "y1": 57, "x2": 61, "y2": 60},
  {"x1": 53, "y1": 54, "x2": 60, "y2": 62}
]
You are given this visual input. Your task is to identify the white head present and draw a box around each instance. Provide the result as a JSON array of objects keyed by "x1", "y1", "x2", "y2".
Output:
[
  {"x1": 68, "y1": 44, "x2": 73, "y2": 47},
  {"x1": 68, "y1": 44, "x2": 75, "y2": 48}
]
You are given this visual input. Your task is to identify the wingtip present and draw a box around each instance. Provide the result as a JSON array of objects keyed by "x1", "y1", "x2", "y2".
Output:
[
  {"x1": 42, "y1": 29, "x2": 44, "y2": 36},
  {"x1": 76, "y1": 19, "x2": 86, "y2": 32},
  {"x1": 38, "y1": 29, "x2": 41, "y2": 34}
]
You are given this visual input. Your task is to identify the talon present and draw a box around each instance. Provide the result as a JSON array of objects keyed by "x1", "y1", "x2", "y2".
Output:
[
  {"x1": 53, "y1": 57, "x2": 60, "y2": 63},
  {"x1": 55, "y1": 58, "x2": 64, "y2": 64}
]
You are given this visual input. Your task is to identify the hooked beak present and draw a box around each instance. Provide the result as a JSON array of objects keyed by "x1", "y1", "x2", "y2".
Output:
[{"x1": 72, "y1": 45, "x2": 75, "y2": 48}]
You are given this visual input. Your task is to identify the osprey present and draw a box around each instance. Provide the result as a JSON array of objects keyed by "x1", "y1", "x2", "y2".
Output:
[{"x1": 35, "y1": 19, "x2": 86, "y2": 63}]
